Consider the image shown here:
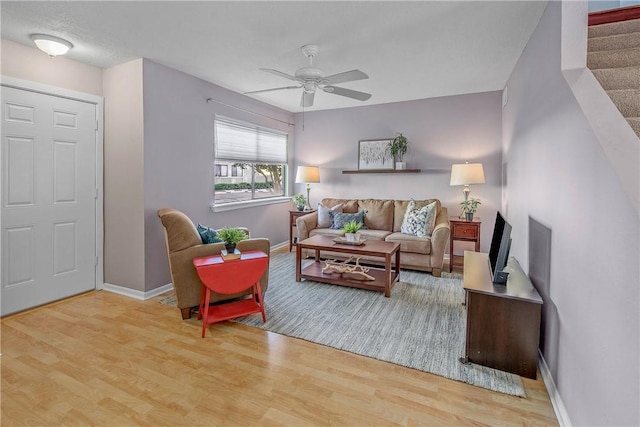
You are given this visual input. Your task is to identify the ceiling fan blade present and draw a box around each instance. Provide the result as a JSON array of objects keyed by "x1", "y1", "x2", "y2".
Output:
[
  {"x1": 244, "y1": 85, "x2": 301, "y2": 95},
  {"x1": 260, "y1": 68, "x2": 301, "y2": 81},
  {"x1": 322, "y1": 86, "x2": 372, "y2": 101},
  {"x1": 301, "y1": 91, "x2": 315, "y2": 108},
  {"x1": 323, "y1": 69, "x2": 369, "y2": 85}
]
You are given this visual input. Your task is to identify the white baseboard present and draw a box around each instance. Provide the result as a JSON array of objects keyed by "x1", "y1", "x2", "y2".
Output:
[
  {"x1": 103, "y1": 282, "x2": 173, "y2": 300},
  {"x1": 539, "y1": 351, "x2": 572, "y2": 427},
  {"x1": 103, "y1": 242, "x2": 284, "y2": 301},
  {"x1": 271, "y1": 241, "x2": 288, "y2": 251}
]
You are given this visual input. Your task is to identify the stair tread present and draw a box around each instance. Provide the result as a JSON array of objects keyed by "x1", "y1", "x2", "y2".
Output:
[
  {"x1": 588, "y1": 46, "x2": 640, "y2": 69},
  {"x1": 589, "y1": 18, "x2": 640, "y2": 38},
  {"x1": 626, "y1": 118, "x2": 640, "y2": 138},
  {"x1": 588, "y1": 31, "x2": 640, "y2": 52},
  {"x1": 606, "y1": 89, "x2": 640, "y2": 117},
  {"x1": 592, "y1": 65, "x2": 640, "y2": 90}
]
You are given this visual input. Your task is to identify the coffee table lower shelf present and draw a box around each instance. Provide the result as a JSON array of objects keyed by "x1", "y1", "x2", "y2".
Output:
[{"x1": 299, "y1": 261, "x2": 399, "y2": 295}]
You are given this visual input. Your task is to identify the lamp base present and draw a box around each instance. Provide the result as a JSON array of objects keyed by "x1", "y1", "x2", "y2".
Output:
[{"x1": 305, "y1": 185, "x2": 313, "y2": 211}]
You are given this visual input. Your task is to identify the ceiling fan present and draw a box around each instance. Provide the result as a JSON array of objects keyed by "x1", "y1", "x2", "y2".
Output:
[{"x1": 245, "y1": 44, "x2": 372, "y2": 108}]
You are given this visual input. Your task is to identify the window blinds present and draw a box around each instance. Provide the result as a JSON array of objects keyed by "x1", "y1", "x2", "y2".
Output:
[{"x1": 215, "y1": 116, "x2": 288, "y2": 164}]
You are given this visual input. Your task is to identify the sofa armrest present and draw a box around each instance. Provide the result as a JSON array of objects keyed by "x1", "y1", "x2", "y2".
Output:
[
  {"x1": 430, "y1": 207, "x2": 451, "y2": 270},
  {"x1": 295, "y1": 212, "x2": 318, "y2": 241}
]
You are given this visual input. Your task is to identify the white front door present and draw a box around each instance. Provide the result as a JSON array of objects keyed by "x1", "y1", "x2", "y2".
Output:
[{"x1": 1, "y1": 86, "x2": 97, "y2": 316}]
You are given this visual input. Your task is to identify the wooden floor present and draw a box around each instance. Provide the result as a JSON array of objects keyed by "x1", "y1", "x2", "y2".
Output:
[{"x1": 1, "y1": 259, "x2": 558, "y2": 426}]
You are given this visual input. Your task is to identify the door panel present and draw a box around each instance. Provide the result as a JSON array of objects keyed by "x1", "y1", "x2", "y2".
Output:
[{"x1": 1, "y1": 86, "x2": 97, "y2": 315}]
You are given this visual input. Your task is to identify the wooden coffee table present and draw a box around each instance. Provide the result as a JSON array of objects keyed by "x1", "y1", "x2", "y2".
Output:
[{"x1": 295, "y1": 235, "x2": 401, "y2": 297}]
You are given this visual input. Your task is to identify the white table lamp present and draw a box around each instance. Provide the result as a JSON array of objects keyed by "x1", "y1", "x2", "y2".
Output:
[
  {"x1": 295, "y1": 166, "x2": 320, "y2": 211},
  {"x1": 450, "y1": 162, "x2": 485, "y2": 201}
]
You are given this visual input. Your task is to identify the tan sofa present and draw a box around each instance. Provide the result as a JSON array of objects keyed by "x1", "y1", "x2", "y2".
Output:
[
  {"x1": 158, "y1": 208, "x2": 270, "y2": 320},
  {"x1": 296, "y1": 198, "x2": 450, "y2": 276}
]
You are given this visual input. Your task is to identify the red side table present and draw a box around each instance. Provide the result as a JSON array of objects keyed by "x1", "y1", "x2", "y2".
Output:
[{"x1": 193, "y1": 250, "x2": 268, "y2": 338}]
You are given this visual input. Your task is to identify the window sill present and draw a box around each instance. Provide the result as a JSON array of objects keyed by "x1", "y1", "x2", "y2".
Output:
[{"x1": 211, "y1": 197, "x2": 292, "y2": 213}]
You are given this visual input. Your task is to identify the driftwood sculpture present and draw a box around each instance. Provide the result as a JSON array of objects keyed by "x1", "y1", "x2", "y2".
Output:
[{"x1": 322, "y1": 257, "x2": 375, "y2": 281}]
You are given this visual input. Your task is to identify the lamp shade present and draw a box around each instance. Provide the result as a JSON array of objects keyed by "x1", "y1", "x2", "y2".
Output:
[
  {"x1": 31, "y1": 34, "x2": 73, "y2": 56},
  {"x1": 450, "y1": 163, "x2": 485, "y2": 186},
  {"x1": 295, "y1": 166, "x2": 320, "y2": 183}
]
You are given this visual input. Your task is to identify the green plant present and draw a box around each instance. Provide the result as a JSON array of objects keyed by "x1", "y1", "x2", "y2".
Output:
[
  {"x1": 342, "y1": 220, "x2": 363, "y2": 234},
  {"x1": 388, "y1": 133, "x2": 409, "y2": 161},
  {"x1": 460, "y1": 198, "x2": 481, "y2": 214},
  {"x1": 217, "y1": 227, "x2": 248, "y2": 245},
  {"x1": 292, "y1": 193, "x2": 306, "y2": 207}
]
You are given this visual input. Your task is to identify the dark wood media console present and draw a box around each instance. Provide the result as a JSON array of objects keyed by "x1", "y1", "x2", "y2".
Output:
[{"x1": 462, "y1": 251, "x2": 542, "y2": 379}]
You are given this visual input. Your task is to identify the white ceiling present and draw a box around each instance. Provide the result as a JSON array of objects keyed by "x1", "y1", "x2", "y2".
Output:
[{"x1": 1, "y1": 1, "x2": 547, "y2": 113}]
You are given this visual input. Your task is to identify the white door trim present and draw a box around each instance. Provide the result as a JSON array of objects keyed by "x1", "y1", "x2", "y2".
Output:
[{"x1": 1, "y1": 75, "x2": 104, "y2": 291}]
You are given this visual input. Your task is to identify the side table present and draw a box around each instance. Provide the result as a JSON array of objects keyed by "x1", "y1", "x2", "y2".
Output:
[
  {"x1": 192, "y1": 250, "x2": 268, "y2": 338},
  {"x1": 449, "y1": 216, "x2": 481, "y2": 272},
  {"x1": 289, "y1": 209, "x2": 315, "y2": 251}
]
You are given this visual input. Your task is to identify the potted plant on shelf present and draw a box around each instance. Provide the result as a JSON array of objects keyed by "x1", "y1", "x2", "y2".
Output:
[
  {"x1": 342, "y1": 220, "x2": 363, "y2": 242},
  {"x1": 292, "y1": 193, "x2": 306, "y2": 211},
  {"x1": 388, "y1": 133, "x2": 409, "y2": 170},
  {"x1": 460, "y1": 198, "x2": 481, "y2": 221},
  {"x1": 217, "y1": 227, "x2": 247, "y2": 253}
]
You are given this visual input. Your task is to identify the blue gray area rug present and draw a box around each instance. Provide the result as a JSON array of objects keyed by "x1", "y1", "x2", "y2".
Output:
[{"x1": 233, "y1": 252, "x2": 526, "y2": 397}]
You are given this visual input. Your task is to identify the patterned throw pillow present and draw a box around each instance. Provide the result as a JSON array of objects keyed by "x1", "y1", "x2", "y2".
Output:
[
  {"x1": 330, "y1": 210, "x2": 367, "y2": 230},
  {"x1": 400, "y1": 201, "x2": 437, "y2": 237},
  {"x1": 197, "y1": 224, "x2": 223, "y2": 244},
  {"x1": 317, "y1": 203, "x2": 343, "y2": 228}
]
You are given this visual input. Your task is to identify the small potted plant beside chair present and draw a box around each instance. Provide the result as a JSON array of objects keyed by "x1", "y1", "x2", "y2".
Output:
[
  {"x1": 343, "y1": 220, "x2": 363, "y2": 242},
  {"x1": 217, "y1": 227, "x2": 247, "y2": 254},
  {"x1": 460, "y1": 197, "x2": 481, "y2": 221}
]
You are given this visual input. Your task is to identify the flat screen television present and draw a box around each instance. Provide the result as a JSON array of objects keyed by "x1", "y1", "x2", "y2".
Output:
[{"x1": 488, "y1": 211, "x2": 512, "y2": 284}]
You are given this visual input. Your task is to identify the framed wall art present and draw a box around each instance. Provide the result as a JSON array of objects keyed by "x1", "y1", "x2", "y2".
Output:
[{"x1": 358, "y1": 139, "x2": 394, "y2": 170}]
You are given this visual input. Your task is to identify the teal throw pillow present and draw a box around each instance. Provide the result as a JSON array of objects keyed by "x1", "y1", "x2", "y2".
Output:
[
  {"x1": 197, "y1": 224, "x2": 223, "y2": 244},
  {"x1": 400, "y1": 201, "x2": 437, "y2": 237},
  {"x1": 330, "y1": 210, "x2": 366, "y2": 230}
]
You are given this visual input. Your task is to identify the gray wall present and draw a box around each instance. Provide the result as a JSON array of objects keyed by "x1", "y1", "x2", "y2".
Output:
[
  {"x1": 292, "y1": 92, "x2": 503, "y2": 253},
  {"x1": 103, "y1": 59, "x2": 146, "y2": 291},
  {"x1": 141, "y1": 60, "x2": 295, "y2": 291},
  {"x1": 503, "y1": 2, "x2": 639, "y2": 425}
]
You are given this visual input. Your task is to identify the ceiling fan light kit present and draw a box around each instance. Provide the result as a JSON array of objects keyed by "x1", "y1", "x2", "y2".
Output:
[{"x1": 245, "y1": 44, "x2": 372, "y2": 108}]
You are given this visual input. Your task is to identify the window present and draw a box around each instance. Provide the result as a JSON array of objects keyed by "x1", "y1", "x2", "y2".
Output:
[
  {"x1": 214, "y1": 116, "x2": 288, "y2": 206},
  {"x1": 215, "y1": 164, "x2": 228, "y2": 177}
]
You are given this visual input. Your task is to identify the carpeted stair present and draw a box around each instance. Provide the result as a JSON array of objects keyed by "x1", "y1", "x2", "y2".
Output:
[{"x1": 588, "y1": 18, "x2": 640, "y2": 138}]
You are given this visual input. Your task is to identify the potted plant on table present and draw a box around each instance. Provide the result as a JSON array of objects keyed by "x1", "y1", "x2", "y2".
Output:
[
  {"x1": 292, "y1": 193, "x2": 307, "y2": 211},
  {"x1": 217, "y1": 227, "x2": 247, "y2": 253},
  {"x1": 460, "y1": 198, "x2": 481, "y2": 221},
  {"x1": 388, "y1": 133, "x2": 409, "y2": 170},
  {"x1": 342, "y1": 220, "x2": 363, "y2": 242}
]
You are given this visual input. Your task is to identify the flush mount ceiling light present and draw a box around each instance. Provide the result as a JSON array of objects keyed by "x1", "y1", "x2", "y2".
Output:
[{"x1": 30, "y1": 34, "x2": 73, "y2": 56}]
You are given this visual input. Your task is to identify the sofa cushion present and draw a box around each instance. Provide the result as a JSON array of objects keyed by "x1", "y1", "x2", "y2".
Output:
[
  {"x1": 197, "y1": 224, "x2": 223, "y2": 244},
  {"x1": 330, "y1": 210, "x2": 366, "y2": 230},
  {"x1": 394, "y1": 199, "x2": 441, "y2": 232},
  {"x1": 401, "y1": 200, "x2": 437, "y2": 237},
  {"x1": 356, "y1": 229, "x2": 392, "y2": 241},
  {"x1": 317, "y1": 203, "x2": 343, "y2": 228},
  {"x1": 310, "y1": 228, "x2": 345, "y2": 238},
  {"x1": 385, "y1": 232, "x2": 431, "y2": 255},
  {"x1": 358, "y1": 199, "x2": 394, "y2": 231},
  {"x1": 321, "y1": 198, "x2": 359, "y2": 213}
]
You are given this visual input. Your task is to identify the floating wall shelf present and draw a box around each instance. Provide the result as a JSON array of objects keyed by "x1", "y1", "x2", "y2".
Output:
[{"x1": 342, "y1": 169, "x2": 421, "y2": 174}]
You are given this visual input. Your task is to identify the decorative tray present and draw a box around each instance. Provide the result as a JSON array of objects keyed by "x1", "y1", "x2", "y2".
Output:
[{"x1": 333, "y1": 237, "x2": 367, "y2": 246}]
